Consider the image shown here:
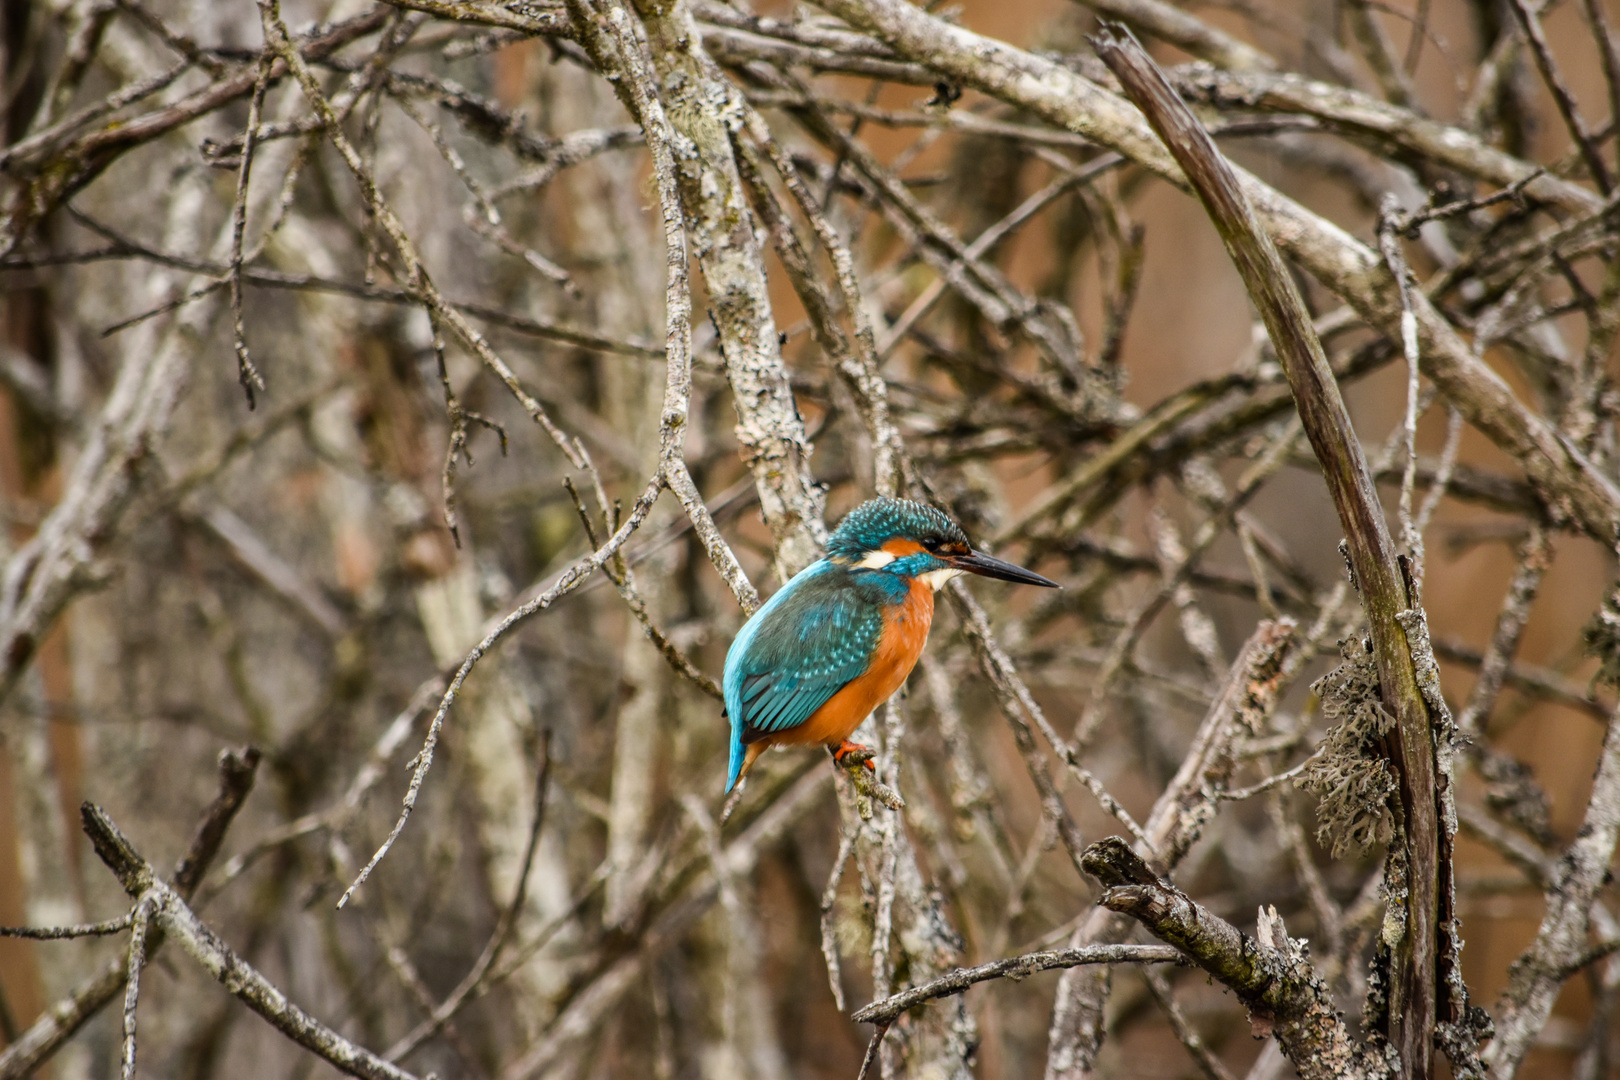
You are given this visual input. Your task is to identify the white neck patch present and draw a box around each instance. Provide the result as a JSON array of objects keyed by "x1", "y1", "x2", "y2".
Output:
[
  {"x1": 855, "y1": 549, "x2": 897, "y2": 569},
  {"x1": 919, "y1": 567, "x2": 964, "y2": 592}
]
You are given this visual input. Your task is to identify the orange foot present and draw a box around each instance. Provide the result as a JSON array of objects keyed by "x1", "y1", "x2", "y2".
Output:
[{"x1": 830, "y1": 741, "x2": 876, "y2": 771}]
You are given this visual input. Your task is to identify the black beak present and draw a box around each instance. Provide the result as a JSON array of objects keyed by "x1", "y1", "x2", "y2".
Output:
[{"x1": 950, "y1": 550, "x2": 1061, "y2": 588}]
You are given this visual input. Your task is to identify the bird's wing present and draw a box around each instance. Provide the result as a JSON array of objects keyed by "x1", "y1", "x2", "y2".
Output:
[{"x1": 725, "y1": 567, "x2": 885, "y2": 745}]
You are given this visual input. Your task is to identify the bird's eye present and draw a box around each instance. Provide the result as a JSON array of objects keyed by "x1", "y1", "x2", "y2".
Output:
[{"x1": 922, "y1": 537, "x2": 942, "y2": 551}]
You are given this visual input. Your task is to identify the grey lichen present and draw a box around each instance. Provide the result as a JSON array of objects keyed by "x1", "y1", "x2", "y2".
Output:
[
  {"x1": 1393, "y1": 605, "x2": 1447, "y2": 723},
  {"x1": 1477, "y1": 749, "x2": 1553, "y2": 842},
  {"x1": 1360, "y1": 844, "x2": 1406, "y2": 1042},
  {"x1": 1302, "y1": 635, "x2": 1397, "y2": 858},
  {"x1": 1583, "y1": 585, "x2": 1620, "y2": 687},
  {"x1": 1435, "y1": 936, "x2": 1494, "y2": 1080}
]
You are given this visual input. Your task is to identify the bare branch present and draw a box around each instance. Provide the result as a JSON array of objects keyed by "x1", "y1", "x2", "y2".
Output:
[
  {"x1": 811, "y1": 0, "x2": 1620, "y2": 542},
  {"x1": 0, "y1": 748, "x2": 259, "y2": 1080},
  {"x1": 82, "y1": 804, "x2": 424, "y2": 1080},
  {"x1": 1485, "y1": 697, "x2": 1620, "y2": 1077},
  {"x1": 0, "y1": 915, "x2": 133, "y2": 940},
  {"x1": 1083, "y1": 838, "x2": 1371, "y2": 1080},
  {"x1": 854, "y1": 943, "x2": 1183, "y2": 1025},
  {"x1": 1505, "y1": 0, "x2": 1613, "y2": 193}
]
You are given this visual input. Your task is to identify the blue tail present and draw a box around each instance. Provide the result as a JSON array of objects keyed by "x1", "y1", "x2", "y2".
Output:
[
  {"x1": 720, "y1": 560, "x2": 829, "y2": 793},
  {"x1": 726, "y1": 731, "x2": 745, "y2": 792}
]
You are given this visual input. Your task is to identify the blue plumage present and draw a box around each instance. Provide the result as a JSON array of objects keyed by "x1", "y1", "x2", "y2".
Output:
[
  {"x1": 721, "y1": 498, "x2": 1058, "y2": 792},
  {"x1": 724, "y1": 561, "x2": 891, "y2": 789}
]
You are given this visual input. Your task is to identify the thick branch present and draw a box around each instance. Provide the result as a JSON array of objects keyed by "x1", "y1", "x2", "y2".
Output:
[
  {"x1": 1171, "y1": 67, "x2": 1599, "y2": 217},
  {"x1": 1082, "y1": 839, "x2": 1369, "y2": 1080},
  {"x1": 1093, "y1": 29, "x2": 1439, "y2": 1073}
]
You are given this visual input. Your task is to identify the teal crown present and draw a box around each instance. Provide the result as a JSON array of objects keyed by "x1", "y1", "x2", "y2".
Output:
[{"x1": 826, "y1": 498, "x2": 969, "y2": 559}]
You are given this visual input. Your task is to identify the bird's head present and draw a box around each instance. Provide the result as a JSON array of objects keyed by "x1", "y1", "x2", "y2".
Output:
[{"x1": 826, "y1": 498, "x2": 1060, "y2": 591}]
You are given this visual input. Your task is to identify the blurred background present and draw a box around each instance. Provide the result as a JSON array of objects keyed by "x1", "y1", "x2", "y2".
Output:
[{"x1": 1, "y1": 0, "x2": 1618, "y2": 1076}]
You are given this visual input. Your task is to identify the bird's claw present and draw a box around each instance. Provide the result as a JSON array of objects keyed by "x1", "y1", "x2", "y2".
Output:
[
  {"x1": 830, "y1": 742, "x2": 903, "y2": 816},
  {"x1": 831, "y1": 742, "x2": 877, "y2": 771}
]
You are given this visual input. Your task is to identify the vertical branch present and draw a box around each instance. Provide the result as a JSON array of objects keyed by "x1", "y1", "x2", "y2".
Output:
[
  {"x1": 818, "y1": 830, "x2": 857, "y2": 1012},
  {"x1": 1092, "y1": 28, "x2": 1445, "y2": 1076},
  {"x1": 563, "y1": 0, "x2": 761, "y2": 610},
  {"x1": 227, "y1": 54, "x2": 271, "y2": 408},
  {"x1": 119, "y1": 896, "x2": 154, "y2": 1080},
  {"x1": 1345, "y1": 0, "x2": 1418, "y2": 109},
  {"x1": 1377, "y1": 194, "x2": 1424, "y2": 571},
  {"x1": 617, "y1": 0, "x2": 827, "y2": 577},
  {"x1": 1579, "y1": 0, "x2": 1620, "y2": 180},
  {"x1": 733, "y1": 114, "x2": 904, "y2": 496}
]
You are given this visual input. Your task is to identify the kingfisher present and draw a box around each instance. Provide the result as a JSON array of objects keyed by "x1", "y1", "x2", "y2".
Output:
[{"x1": 723, "y1": 498, "x2": 1059, "y2": 791}]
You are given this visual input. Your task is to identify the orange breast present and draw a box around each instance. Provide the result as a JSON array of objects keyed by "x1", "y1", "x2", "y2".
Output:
[{"x1": 777, "y1": 577, "x2": 936, "y2": 747}]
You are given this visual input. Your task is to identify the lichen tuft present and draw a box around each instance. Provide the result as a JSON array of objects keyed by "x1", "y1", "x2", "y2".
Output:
[
  {"x1": 1301, "y1": 636, "x2": 1397, "y2": 858},
  {"x1": 1583, "y1": 587, "x2": 1620, "y2": 687}
]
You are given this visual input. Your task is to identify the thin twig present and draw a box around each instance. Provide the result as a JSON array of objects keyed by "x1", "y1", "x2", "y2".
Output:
[
  {"x1": 855, "y1": 1022, "x2": 890, "y2": 1080},
  {"x1": 384, "y1": 732, "x2": 554, "y2": 1062},
  {"x1": 0, "y1": 915, "x2": 133, "y2": 940},
  {"x1": 83, "y1": 804, "x2": 423, "y2": 1080},
  {"x1": 119, "y1": 897, "x2": 155, "y2": 1080},
  {"x1": 227, "y1": 52, "x2": 272, "y2": 408},
  {"x1": 1506, "y1": 0, "x2": 1613, "y2": 192},
  {"x1": 1218, "y1": 749, "x2": 1325, "y2": 802},
  {"x1": 820, "y1": 830, "x2": 857, "y2": 1012},
  {"x1": 338, "y1": 478, "x2": 663, "y2": 906},
  {"x1": 853, "y1": 943, "x2": 1184, "y2": 1024},
  {"x1": 1143, "y1": 967, "x2": 1238, "y2": 1080}
]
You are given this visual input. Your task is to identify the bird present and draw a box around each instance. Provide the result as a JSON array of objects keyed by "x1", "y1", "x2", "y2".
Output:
[{"x1": 723, "y1": 497, "x2": 1059, "y2": 791}]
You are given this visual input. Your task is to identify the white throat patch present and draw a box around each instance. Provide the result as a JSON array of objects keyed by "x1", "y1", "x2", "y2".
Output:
[{"x1": 919, "y1": 567, "x2": 964, "y2": 592}]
